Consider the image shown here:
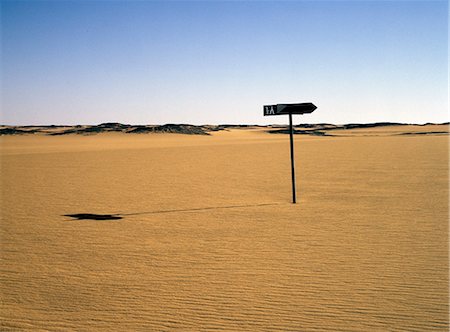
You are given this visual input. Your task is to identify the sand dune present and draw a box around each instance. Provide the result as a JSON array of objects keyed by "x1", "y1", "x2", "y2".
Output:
[{"x1": 1, "y1": 126, "x2": 448, "y2": 330}]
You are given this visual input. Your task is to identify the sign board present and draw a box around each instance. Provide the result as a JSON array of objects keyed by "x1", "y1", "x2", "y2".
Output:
[
  {"x1": 264, "y1": 103, "x2": 317, "y2": 116},
  {"x1": 264, "y1": 105, "x2": 278, "y2": 116},
  {"x1": 262, "y1": 101, "x2": 318, "y2": 204}
]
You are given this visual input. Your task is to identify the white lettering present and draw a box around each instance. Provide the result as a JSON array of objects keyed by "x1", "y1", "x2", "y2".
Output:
[{"x1": 265, "y1": 106, "x2": 275, "y2": 115}]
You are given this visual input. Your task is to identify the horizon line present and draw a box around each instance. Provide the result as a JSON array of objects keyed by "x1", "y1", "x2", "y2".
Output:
[{"x1": 1, "y1": 121, "x2": 449, "y2": 127}]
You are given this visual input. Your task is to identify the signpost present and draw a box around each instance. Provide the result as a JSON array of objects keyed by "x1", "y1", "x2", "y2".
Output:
[{"x1": 263, "y1": 102, "x2": 317, "y2": 203}]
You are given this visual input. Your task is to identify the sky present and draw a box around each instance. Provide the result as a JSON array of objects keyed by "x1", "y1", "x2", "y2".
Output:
[{"x1": 1, "y1": 0, "x2": 448, "y2": 125}]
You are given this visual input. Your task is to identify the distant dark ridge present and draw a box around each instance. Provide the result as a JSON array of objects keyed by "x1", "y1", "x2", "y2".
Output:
[
  {"x1": 268, "y1": 129, "x2": 334, "y2": 136},
  {"x1": 0, "y1": 128, "x2": 36, "y2": 135},
  {"x1": 267, "y1": 122, "x2": 405, "y2": 135},
  {"x1": 124, "y1": 126, "x2": 152, "y2": 134},
  {"x1": 204, "y1": 125, "x2": 223, "y2": 132},
  {"x1": 45, "y1": 123, "x2": 218, "y2": 136},
  {"x1": 48, "y1": 123, "x2": 133, "y2": 135},
  {"x1": 1, "y1": 122, "x2": 448, "y2": 136},
  {"x1": 0, "y1": 124, "x2": 218, "y2": 136},
  {"x1": 49, "y1": 127, "x2": 107, "y2": 135},
  {"x1": 339, "y1": 122, "x2": 406, "y2": 130},
  {"x1": 266, "y1": 122, "x2": 449, "y2": 136},
  {"x1": 97, "y1": 122, "x2": 132, "y2": 129},
  {"x1": 218, "y1": 124, "x2": 264, "y2": 128},
  {"x1": 397, "y1": 131, "x2": 449, "y2": 136},
  {"x1": 295, "y1": 123, "x2": 337, "y2": 129},
  {"x1": 19, "y1": 125, "x2": 73, "y2": 128},
  {"x1": 48, "y1": 130, "x2": 76, "y2": 136},
  {"x1": 126, "y1": 124, "x2": 212, "y2": 135}
]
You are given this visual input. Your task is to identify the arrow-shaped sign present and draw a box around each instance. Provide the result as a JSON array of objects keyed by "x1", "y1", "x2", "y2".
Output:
[
  {"x1": 262, "y1": 101, "x2": 318, "y2": 204},
  {"x1": 264, "y1": 102, "x2": 317, "y2": 116}
]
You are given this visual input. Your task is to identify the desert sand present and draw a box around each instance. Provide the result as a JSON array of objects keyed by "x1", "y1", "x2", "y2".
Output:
[{"x1": 1, "y1": 125, "x2": 448, "y2": 331}]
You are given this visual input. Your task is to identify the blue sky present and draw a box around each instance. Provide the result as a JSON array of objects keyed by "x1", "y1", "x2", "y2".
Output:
[{"x1": 1, "y1": 0, "x2": 448, "y2": 125}]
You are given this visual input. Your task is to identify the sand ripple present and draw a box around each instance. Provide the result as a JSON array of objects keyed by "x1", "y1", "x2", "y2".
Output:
[{"x1": 1, "y1": 133, "x2": 448, "y2": 331}]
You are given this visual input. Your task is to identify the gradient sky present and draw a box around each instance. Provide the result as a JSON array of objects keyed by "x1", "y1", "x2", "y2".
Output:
[{"x1": 1, "y1": 0, "x2": 448, "y2": 125}]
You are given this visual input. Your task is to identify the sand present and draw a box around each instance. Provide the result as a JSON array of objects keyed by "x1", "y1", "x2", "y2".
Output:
[{"x1": 1, "y1": 127, "x2": 448, "y2": 331}]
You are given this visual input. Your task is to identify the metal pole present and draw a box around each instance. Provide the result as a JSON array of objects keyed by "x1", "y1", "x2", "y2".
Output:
[{"x1": 289, "y1": 112, "x2": 297, "y2": 203}]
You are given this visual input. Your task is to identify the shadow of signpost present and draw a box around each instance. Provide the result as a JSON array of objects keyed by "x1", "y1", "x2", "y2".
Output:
[
  {"x1": 63, "y1": 203, "x2": 279, "y2": 221},
  {"x1": 64, "y1": 213, "x2": 123, "y2": 220}
]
